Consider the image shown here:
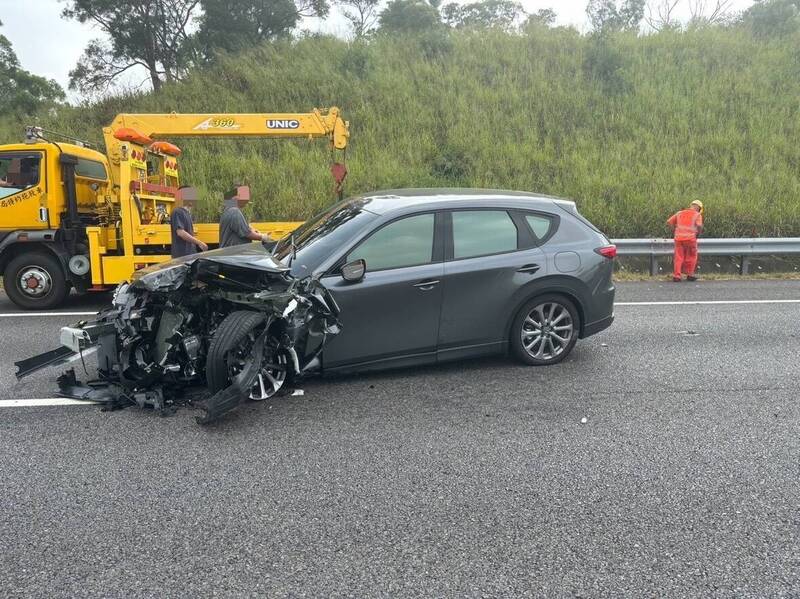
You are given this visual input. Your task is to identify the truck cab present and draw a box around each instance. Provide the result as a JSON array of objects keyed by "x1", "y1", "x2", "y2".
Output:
[{"x1": 0, "y1": 140, "x2": 112, "y2": 309}]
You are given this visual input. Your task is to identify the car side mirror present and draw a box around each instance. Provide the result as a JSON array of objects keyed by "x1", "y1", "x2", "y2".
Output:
[{"x1": 341, "y1": 259, "x2": 366, "y2": 282}]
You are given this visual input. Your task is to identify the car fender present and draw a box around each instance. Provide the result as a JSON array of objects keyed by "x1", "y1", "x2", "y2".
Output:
[{"x1": 504, "y1": 275, "x2": 590, "y2": 342}]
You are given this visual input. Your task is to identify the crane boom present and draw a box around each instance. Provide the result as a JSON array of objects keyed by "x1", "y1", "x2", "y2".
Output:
[{"x1": 102, "y1": 107, "x2": 349, "y2": 150}]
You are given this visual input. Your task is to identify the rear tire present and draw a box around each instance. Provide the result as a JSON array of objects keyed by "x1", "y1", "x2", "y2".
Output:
[
  {"x1": 510, "y1": 294, "x2": 580, "y2": 366},
  {"x1": 3, "y1": 251, "x2": 69, "y2": 310}
]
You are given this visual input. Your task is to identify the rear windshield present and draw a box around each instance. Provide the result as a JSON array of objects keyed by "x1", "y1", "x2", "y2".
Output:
[{"x1": 274, "y1": 199, "x2": 378, "y2": 277}]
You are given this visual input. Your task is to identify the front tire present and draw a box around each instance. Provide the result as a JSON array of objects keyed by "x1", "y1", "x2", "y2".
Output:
[
  {"x1": 205, "y1": 311, "x2": 289, "y2": 400},
  {"x1": 510, "y1": 294, "x2": 580, "y2": 366},
  {"x1": 4, "y1": 251, "x2": 69, "y2": 310}
]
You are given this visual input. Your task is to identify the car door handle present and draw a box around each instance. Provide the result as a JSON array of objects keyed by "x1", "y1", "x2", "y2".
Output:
[
  {"x1": 516, "y1": 264, "x2": 540, "y2": 274},
  {"x1": 413, "y1": 279, "x2": 440, "y2": 291}
]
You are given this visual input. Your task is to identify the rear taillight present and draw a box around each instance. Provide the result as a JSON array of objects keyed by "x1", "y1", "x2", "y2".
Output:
[{"x1": 595, "y1": 245, "x2": 617, "y2": 259}]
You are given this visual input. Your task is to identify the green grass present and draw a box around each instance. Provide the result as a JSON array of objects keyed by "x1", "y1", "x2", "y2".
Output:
[{"x1": 2, "y1": 28, "x2": 800, "y2": 237}]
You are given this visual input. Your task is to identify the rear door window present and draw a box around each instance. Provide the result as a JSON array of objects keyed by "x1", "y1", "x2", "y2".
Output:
[
  {"x1": 451, "y1": 210, "x2": 519, "y2": 260},
  {"x1": 347, "y1": 213, "x2": 435, "y2": 271}
]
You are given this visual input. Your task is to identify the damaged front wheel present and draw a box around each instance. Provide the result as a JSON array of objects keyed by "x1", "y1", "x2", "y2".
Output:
[{"x1": 205, "y1": 311, "x2": 289, "y2": 401}]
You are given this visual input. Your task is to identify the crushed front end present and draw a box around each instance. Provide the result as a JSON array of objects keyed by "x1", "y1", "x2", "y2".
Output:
[{"x1": 15, "y1": 245, "x2": 341, "y2": 424}]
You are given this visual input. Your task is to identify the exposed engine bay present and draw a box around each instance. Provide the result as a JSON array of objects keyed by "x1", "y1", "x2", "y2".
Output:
[{"x1": 15, "y1": 245, "x2": 341, "y2": 424}]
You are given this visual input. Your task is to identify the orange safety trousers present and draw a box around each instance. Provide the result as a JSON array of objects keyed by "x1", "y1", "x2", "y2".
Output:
[{"x1": 673, "y1": 239, "x2": 698, "y2": 278}]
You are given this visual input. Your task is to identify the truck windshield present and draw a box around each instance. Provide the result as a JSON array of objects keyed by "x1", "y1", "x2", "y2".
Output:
[{"x1": 274, "y1": 199, "x2": 378, "y2": 277}]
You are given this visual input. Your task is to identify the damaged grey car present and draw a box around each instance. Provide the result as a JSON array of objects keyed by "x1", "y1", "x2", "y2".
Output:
[{"x1": 16, "y1": 189, "x2": 616, "y2": 424}]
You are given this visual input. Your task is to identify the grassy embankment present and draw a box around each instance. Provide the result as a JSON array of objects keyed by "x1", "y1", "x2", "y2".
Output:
[{"x1": 2, "y1": 28, "x2": 800, "y2": 238}]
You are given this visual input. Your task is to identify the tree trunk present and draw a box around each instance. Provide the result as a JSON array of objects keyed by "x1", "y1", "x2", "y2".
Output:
[{"x1": 149, "y1": 66, "x2": 162, "y2": 91}]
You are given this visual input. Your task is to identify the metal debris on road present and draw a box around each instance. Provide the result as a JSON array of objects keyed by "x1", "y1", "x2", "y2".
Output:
[{"x1": 14, "y1": 245, "x2": 340, "y2": 425}]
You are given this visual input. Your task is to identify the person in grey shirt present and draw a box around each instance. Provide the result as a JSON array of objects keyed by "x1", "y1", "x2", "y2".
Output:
[
  {"x1": 219, "y1": 186, "x2": 270, "y2": 248},
  {"x1": 171, "y1": 187, "x2": 208, "y2": 258}
]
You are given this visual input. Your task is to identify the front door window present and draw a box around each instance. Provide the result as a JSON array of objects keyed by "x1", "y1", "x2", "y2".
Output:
[
  {"x1": 347, "y1": 213, "x2": 435, "y2": 272},
  {"x1": 0, "y1": 153, "x2": 41, "y2": 200}
]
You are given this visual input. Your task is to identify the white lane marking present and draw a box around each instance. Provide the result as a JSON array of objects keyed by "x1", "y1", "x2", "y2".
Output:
[
  {"x1": 0, "y1": 312, "x2": 97, "y2": 318},
  {"x1": 0, "y1": 398, "x2": 96, "y2": 407},
  {"x1": 617, "y1": 300, "x2": 800, "y2": 306}
]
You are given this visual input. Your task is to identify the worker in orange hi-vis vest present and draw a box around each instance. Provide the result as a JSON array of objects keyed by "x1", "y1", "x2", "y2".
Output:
[{"x1": 667, "y1": 200, "x2": 704, "y2": 282}]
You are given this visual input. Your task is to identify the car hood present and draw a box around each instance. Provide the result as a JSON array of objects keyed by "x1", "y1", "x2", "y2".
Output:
[{"x1": 133, "y1": 243, "x2": 289, "y2": 292}]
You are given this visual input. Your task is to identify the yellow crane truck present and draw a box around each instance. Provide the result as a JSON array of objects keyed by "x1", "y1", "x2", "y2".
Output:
[{"x1": 0, "y1": 108, "x2": 349, "y2": 309}]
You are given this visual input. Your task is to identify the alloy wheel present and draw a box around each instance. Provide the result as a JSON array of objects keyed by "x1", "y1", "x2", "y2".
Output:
[
  {"x1": 227, "y1": 332, "x2": 288, "y2": 400},
  {"x1": 520, "y1": 301, "x2": 574, "y2": 362}
]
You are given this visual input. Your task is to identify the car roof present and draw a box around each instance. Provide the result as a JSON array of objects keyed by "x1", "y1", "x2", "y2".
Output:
[{"x1": 353, "y1": 188, "x2": 571, "y2": 215}]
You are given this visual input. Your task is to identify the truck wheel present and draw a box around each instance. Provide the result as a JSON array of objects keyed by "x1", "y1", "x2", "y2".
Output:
[{"x1": 3, "y1": 252, "x2": 69, "y2": 310}]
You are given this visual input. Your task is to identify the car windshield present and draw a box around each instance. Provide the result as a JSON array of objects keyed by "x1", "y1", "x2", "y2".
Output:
[{"x1": 273, "y1": 198, "x2": 378, "y2": 277}]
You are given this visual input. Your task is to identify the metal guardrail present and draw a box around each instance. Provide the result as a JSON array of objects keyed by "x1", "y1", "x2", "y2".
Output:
[{"x1": 612, "y1": 238, "x2": 800, "y2": 275}]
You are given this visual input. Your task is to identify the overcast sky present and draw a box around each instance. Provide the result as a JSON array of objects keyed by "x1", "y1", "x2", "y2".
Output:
[{"x1": 0, "y1": 0, "x2": 755, "y2": 96}]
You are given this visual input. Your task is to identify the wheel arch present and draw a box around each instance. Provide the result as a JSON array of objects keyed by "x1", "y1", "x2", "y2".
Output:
[
  {"x1": 504, "y1": 276, "x2": 588, "y2": 346},
  {"x1": 0, "y1": 237, "x2": 68, "y2": 274}
]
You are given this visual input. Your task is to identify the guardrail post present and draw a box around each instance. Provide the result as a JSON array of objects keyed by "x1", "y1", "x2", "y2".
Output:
[
  {"x1": 649, "y1": 254, "x2": 659, "y2": 276},
  {"x1": 740, "y1": 256, "x2": 750, "y2": 276}
]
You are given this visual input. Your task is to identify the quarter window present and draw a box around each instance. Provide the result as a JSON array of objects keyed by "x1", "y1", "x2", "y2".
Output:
[
  {"x1": 452, "y1": 210, "x2": 518, "y2": 259},
  {"x1": 0, "y1": 153, "x2": 41, "y2": 199},
  {"x1": 347, "y1": 213, "x2": 435, "y2": 271},
  {"x1": 525, "y1": 214, "x2": 554, "y2": 240}
]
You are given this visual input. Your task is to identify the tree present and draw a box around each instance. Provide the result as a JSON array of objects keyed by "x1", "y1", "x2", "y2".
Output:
[
  {"x1": 198, "y1": 0, "x2": 330, "y2": 54},
  {"x1": 0, "y1": 20, "x2": 64, "y2": 115},
  {"x1": 687, "y1": 0, "x2": 734, "y2": 27},
  {"x1": 340, "y1": 0, "x2": 381, "y2": 37},
  {"x1": 63, "y1": 0, "x2": 201, "y2": 94},
  {"x1": 646, "y1": 0, "x2": 681, "y2": 31},
  {"x1": 378, "y1": 0, "x2": 443, "y2": 33},
  {"x1": 524, "y1": 8, "x2": 557, "y2": 28},
  {"x1": 442, "y1": 0, "x2": 526, "y2": 30},
  {"x1": 587, "y1": 0, "x2": 646, "y2": 32},
  {"x1": 739, "y1": 0, "x2": 800, "y2": 37}
]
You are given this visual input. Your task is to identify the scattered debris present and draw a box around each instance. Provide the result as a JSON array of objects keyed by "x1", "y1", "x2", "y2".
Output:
[{"x1": 15, "y1": 245, "x2": 340, "y2": 424}]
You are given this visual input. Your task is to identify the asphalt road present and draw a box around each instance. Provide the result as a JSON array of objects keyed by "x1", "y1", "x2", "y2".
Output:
[{"x1": 1, "y1": 281, "x2": 798, "y2": 597}]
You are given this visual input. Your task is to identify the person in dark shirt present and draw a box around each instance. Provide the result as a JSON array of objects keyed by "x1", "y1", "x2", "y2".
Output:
[
  {"x1": 171, "y1": 186, "x2": 208, "y2": 258},
  {"x1": 219, "y1": 185, "x2": 270, "y2": 248}
]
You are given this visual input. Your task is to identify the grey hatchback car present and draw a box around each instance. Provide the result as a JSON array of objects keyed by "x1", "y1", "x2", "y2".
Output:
[{"x1": 273, "y1": 188, "x2": 615, "y2": 371}]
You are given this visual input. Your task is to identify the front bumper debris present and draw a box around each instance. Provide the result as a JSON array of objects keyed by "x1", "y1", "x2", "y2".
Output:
[{"x1": 15, "y1": 245, "x2": 341, "y2": 424}]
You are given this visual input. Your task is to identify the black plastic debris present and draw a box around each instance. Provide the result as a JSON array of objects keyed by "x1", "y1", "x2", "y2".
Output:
[{"x1": 16, "y1": 244, "x2": 341, "y2": 424}]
